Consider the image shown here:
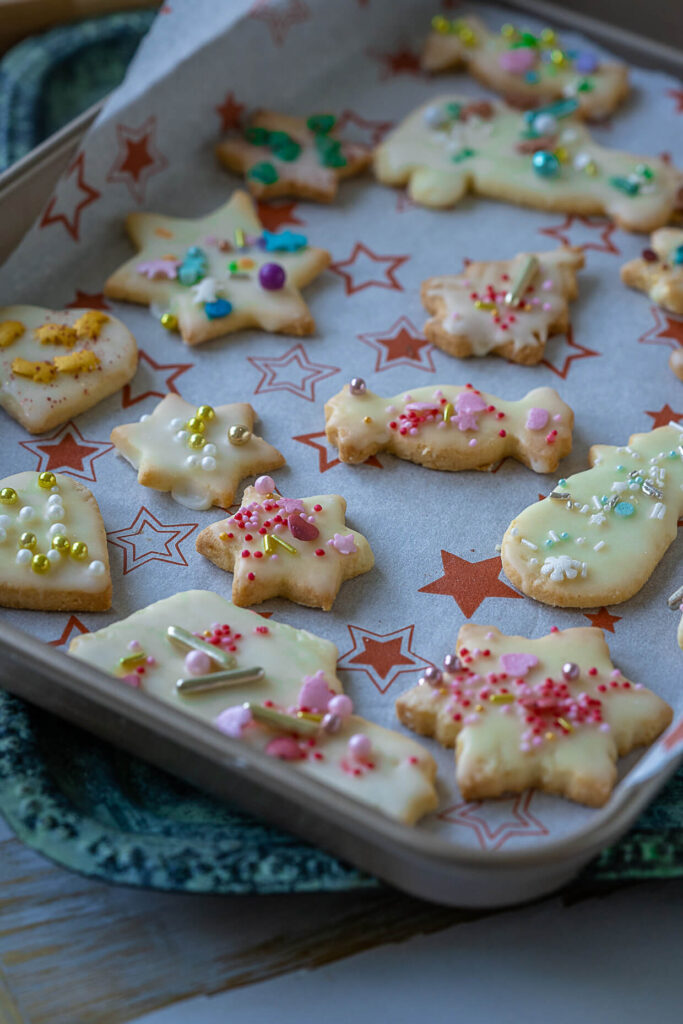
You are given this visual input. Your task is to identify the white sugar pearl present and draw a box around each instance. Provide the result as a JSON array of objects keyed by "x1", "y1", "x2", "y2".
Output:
[
  {"x1": 140, "y1": 414, "x2": 150, "y2": 422},
  {"x1": 175, "y1": 430, "x2": 189, "y2": 443},
  {"x1": 170, "y1": 417, "x2": 184, "y2": 430},
  {"x1": 423, "y1": 104, "x2": 447, "y2": 128},
  {"x1": 0, "y1": 515, "x2": 10, "y2": 529},
  {"x1": 46, "y1": 505, "x2": 65, "y2": 521},
  {"x1": 203, "y1": 443, "x2": 216, "y2": 456},
  {"x1": 46, "y1": 549, "x2": 61, "y2": 564},
  {"x1": 185, "y1": 455, "x2": 200, "y2": 468},
  {"x1": 48, "y1": 523, "x2": 67, "y2": 537},
  {"x1": 47, "y1": 494, "x2": 63, "y2": 507},
  {"x1": 532, "y1": 113, "x2": 557, "y2": 135},
  {"x1": 201, "y1": 456, "x2": 216, "y2": 472},
  {"x1": 50, "y1": 485, "x2": 60, "y2": 492},
  {"x1": 18, "y1": 506, "x2": 35, "y2": 523},
  {"x1": 0, "y1": 528, "x2": 6, "y2": 543},
  {"x1": 573, "y1": 151, "x2": 592, "y2": 170},
  {"x1": 88, "y1": 560, "x2": 105, "y2": 575},
  {"x1": 16, "y1": 548, "x2": 32, "y2": 565}
]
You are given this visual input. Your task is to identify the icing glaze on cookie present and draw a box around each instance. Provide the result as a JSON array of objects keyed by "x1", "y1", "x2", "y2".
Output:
[
  {"x1": 373, "y1": 95, "x2": 682, "y2": 231},
  {"x1": 325, "y1": 382, "x2": 573, "y2": 473},
  {"x1": 0, "y1": 471, "x2": 111, "y2": 610},
  {"x1": 396, "y1": 623, "x2": 671, "y2": 806},
  {"x1": 68, "y1": 590, "x2": 438, "y2": 825},
  {"x1": 111, "y1": 394, "x2": 285, "y2": 510},
  {"x1": 0, "y1": 305, "x2": 137, "y2": 434},
  {"x1": 621, "y1": 228, "x2": 683, "y2": 317},
  {"x1": 196, "y1": 483, "x2": 374, "y2": 609},
  {"x1": 104, "y1": 190, "x2": 330, "y2": 346},
  {"x1": 501, "y1": 423, "x2": 683, "y2": 606},
  {"x1": 422, "y1": 247, "x2": 583, "y2": 363}
]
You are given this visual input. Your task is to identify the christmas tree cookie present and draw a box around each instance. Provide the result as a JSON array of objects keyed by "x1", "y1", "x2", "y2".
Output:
[
  {"x1": 422, "y1": 247, "x2": 584, "y2": 364},
  {"x1": 325, "y1": 381, "x2": 573, "y2": 473},
  {"x1": 196, "y1": 477, "x2": 374, "y2": 610},
  {"x1": 373, "y1": 95, "x2": 682, "y2": 231},
  {"x1": 104, "y1": 190, "x2": 330, "y2": 345},
  {"x1": 0, "y1": 306, "x2": 137, "y2": 434},
  {"x1": 422, "y1": 15, "x2": 629, "y2": 120},
  {"x1": 217, "y1": 110, "x2": 370, "y2": 202},
  {"x1": 396, "y1": 623, "x2": 671, "y2": 807},
  {"x1": 0, "y1": 470, "x2": 111, "y2": 611},
  {"x1": 68, "y1": 590, "x2": 438, "y2": 825},
  {"x1": 111, "y1": 394, "x2": 285, "y2": 510},
  {"x1": 501, "y1": 423, "x2": 683, "y2": 607}
]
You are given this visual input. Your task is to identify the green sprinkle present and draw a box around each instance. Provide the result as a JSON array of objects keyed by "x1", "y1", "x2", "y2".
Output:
[
  {"x1": 269, "y1": 132, "x2": 301, "y2": 162},
  {"x1": 445, "y1": 102, "x2": 462, "y2": 120},
  {"x1": 452, "y1": 148, "x2": 476, "y2": 162},
  {"x1": 248, "y1": 161, "x2": 279, "y2": 184},
  {"x1": 609, "y1": 175, "x2": 639, "y2": 196},
  {"x1": 577, "y1": 79, "x2": 594, "y2": 92},
  {"x1": 635, "y1": 163, "x2": 654, "y2": 180},
  {"x1": 315, "y1": 134, "x2": 347, "y2": 168},
  {"x1": 245, "y1": 126, "x2": 270, "y2": 146},
  {"x1": 307, "y1": 114, "x2": 336, "y2": 135}
]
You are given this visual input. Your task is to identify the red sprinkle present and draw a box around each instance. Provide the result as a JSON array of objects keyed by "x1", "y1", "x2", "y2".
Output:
[
  {"x1": 313, "y1": 504, "x2": 322, "y2": 512},
  {"x1": 499, "y1": 429, "x2": 507, "y2": 437},
  {"x1": 248, "y1": 572, "x2": 255, "y2": 581},
  {"x1": 588, "y1": 667, "x2": 598, "y2": 676},
  {"x1": 315, "y1": 549, "x2": 325, "y2": 557},
  {"x1": 241, "y1": 550, "x2": 250, "y2": 558}
]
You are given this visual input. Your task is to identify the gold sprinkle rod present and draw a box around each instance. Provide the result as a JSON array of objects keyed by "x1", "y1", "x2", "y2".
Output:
[
  {"x1": 247, "y1": 703, "x2": 320, "y2": 736},
  {"x1": 505, "y1": 254, "x2": 539, "y2": 306},
  {"x1": 166, "y1": 624, "x2": 236, "y2": 670},
  {"x1": 176, "y1": 666, "x2": 265, "y2": 694}
]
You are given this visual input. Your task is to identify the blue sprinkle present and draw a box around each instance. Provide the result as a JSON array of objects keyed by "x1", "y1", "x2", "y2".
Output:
[
  {"x1": 673, "y1": 245, "x2": 683, "y2": 266},
  {"x1": 262, "y1": 229, "x2": 308, "y2": 253},
  {"x1": 204, "y1": 299, "x2": 232, "y2": 319},
  {"x1": 614, "y1": 501, "x2": 635, "y2": 518},
  {"x1": 524, "y1": 70, "x2": 540, "y2": 83},
  {"x1": 560, "y1": 531, "x2": 569, "y2": 540},
  {"x1": 545, "y1": 539, "x2": 554, "y2": 547}
]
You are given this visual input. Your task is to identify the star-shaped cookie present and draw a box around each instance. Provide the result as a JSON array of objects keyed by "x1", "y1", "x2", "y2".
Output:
[
  {"x1": 421, "y1": 247, "x2": 584, "y2": 364},
  {"x1": 621, "y1": 228, "x2": 683, "y2": 316},
  {"x1": 216, "y1": 110, "x2": 370, "y2": 202},
  {"x1": 0, "y1": 306, "x2": 137, "y2": 434},
  {"x1": 104, "y1": 190, "x2": 330, "y2": 346},
  {"x1": 396, "y1": 623, "x2": 672, "y2": 806},
  {"x1": 110, "y1": 394, "x2": 285, "y2": 510},
  {"x1": 0, "y1": 470, "x2": 111, "y2": 611},
  {"x1": 196, "y1": 480, "x2": 374, "y2": 609},
  {"x1": 422, "y1": 14, "x2": 629, "y2": 120}
]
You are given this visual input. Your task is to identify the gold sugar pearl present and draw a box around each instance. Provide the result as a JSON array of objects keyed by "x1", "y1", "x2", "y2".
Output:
[
  {"x1": 540, "y1": 28, "x2": 556, "y2": 43},
  {"x1": 32, "y1": 553, "x2": 50, "y2": 574},
  {"x1": 51, "y1": 534, "x2": 70, "y2": 553},
  {"x1": 19, "y1": 532, "x2": 37, "y2": 549},
  {"x1": 70, "y1": 540, "x2": 88, "y2": 560},
  {"x1": 160, "y1": 313, "x2": 178, "y2": 331},
  {"x1": 545, "y1": 731, "x2": 556, "y2": 741},
  {"x1": 196, "y1": 405, "x2": 215, "y2": 421},
  {"x1": 186, "y1": 417, "x2": 206, "y2": 433},
  {"x1": 38, "y1": 471, "x2": 57, "y2": 489},
  {"x1": 228, "y1": 424, "x2": 251, "y2": 446},
  {"x1": 0, "y1": 487, "x2": 17, "y2": 505},
  {"x1": 550, "y1": 48, "x2": 565, "y2": 65},
  {"x1": 188, "y1": 432, "x2": 206, "y2": 449},
  {"x1": 501, "y1": 23, "x2": 516, "y2": 37}
]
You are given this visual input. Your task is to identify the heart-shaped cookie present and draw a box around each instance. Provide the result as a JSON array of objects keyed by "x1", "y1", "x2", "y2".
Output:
[
  {"x1": 0, "y1": 470, "x2": 111, "y2": 610},
  {"x1": 0, "y1": 305, "x2": 138, "y2": 434}
]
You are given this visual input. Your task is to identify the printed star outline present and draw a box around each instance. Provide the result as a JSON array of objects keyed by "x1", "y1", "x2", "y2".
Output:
[
  {"x1": 583, "y1": 607, "x2": 622, "y2": 633},
  {"x1": 539, "y1": 215, "x2": 619, "y2": 255},
  {"x1": 438, "y1": 793, "x2": 549, "y2": 851},
  {"x1": 106, "y1": 116, "x2": 169, "y2": 204},
  {"x1": 39, "y1": 152, "x2": 100, "y2": 243},
  {"x1": 369, "y1": 46, "x2": 425, "y2": 79},
  {"x1": 65, "y1": 291, "x2": 111, "y2": 310},
  {"x1": 419, "y1": 551, "x2": 522, "y2": 618},
  {"x1": 336, "y1": 109, "x2": 394, "y2": 146},
  {"x1": 337, "y1": 624, "x2": 432, "y2": 694},
  {"x1": 247, "y1": 343, "x2": 339, "y2": 402},
  {"x1": 667, "y1": 89, "x2": 683, "y2": 114},
  {"x1": 329, "y1": 242, "x2": 409, "y2": 295},
  {"x1": 357, "y1": 316, "x2": 435, "y2": 372},
  {"x1": 107, "y1": 506, "x2": 197, "y2": 574},
  {"x1": 292, "y1": 430, "x2": 382, "y2": 472},
  {"x1": 48, "y1": 616, "x2": 89, "y2": 647},
  {"x1": 541, "y1": 324, "x2": 600, "y2": 379},
  {"x1": 121, "y1": 349, "x2": 194, "y2": 408},
  {"x1": 248, "y1": 0, "x2": 310, "y2": 45},
  {"x1": 19, "y1": 423, "x2": 113, "y2": 482},
  {"x1": 216, "y1": 91, "x2": 245, "y2": 133},
  {"x1": 638, "y1": 306, "x2": 683, "y2": 352},
  {"x1": 646, "y1": 404, "x2": 682, "y2": 429},
  {"x1": 256, "y1": 200, "x2": 304, "y2": 232}
]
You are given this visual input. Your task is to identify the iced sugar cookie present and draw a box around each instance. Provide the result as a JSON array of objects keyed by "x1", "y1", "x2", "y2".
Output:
[
  {"x1": 501, "y1": 423, "x2": 683, "y2": 607},
  {"x1": 671, "y1": 349, "x2": 683, "y2": 382},
  {"x1": 423, "y1": 15, "x2": 629, "y2": 120},
  {"x1": 325, "y1": 381, "x2": 573, "y2": 473},
  {"x1": 111, "y1": 395, "x2": 285, "y2": 511},
  {"x1": 0, "y1": 306, "x2": 137, "y2": 434},
  {"x1": 196, "y1": 477, "x2": 374, "y2": 610},
  {"x1": 68, "y1": 590, "x2": 438, "y2": 825},
  {"x1": 396, "y1": 623, "x2": 671, "y2": 806},
  {"x1": 0, "y1": 470, "x2": 111, "y2": 611},
  {"x1": 422, "y1": 247, "x2": 584, "y2": 364},
  {"x1": 373, "y1": 95, "x2": 682, "y2": 231},
  {"x1": 621, "y1": 229, "x2": 683, "y2": 317},
  {"x1": 104, "y1": 190, "x2": 330, "y2": 346},
  {"x1": 217, "y1": 110, "x2": 370, "y2": 202}
]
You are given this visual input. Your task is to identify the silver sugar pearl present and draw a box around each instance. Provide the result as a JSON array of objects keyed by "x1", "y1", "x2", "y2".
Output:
[
  {"x1": 349, "y1": 377, "x2": 366, "y2": 395},
  {"x1": 562, "y1": 662, "x2": 580, "y2": 681},
  {"x1": 443, "y1": 654, "x2": 461, "y2": 673},
  {"x1": 322, "y1": 712, "x2": 342, "y2": 735},
  {"x1": 424, "y1": 666, "x2": 443, "y2": 687}
]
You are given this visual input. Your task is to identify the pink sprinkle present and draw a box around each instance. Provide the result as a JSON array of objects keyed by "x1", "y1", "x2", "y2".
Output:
[
  {"x1": 254, "y1": 475, "x2": 275, "y2": 494},
  {"x1": 122, "y1": 673, "x2": 141, "y2": 688},
  {"x1": 348, "y1": 733, "x2": 372, "y2": 760},
  {"x1": 553, "y1": 413, "x2": 562, "y2": 422},
  {"x1": 215, "y1": 705, "x2": 253, "y2": 738},
  {"x1": 542, "y1": 302, "x2": 552, "y2": 311},
  {"x1": 298, "y1": 670, "x2": 335, "y2": 713},
  {"x1": 542, "y1": 279, "x2": 553, "y2": 290},
  {"x1": 265, "y1": 736, "x2": 303, "y2": 761},
  {"x1": 526, "y1": 407, "x2": 549, "y2": 431},
  {"x1": 409, "y1": 427, "x2": 418, "y2": 436},
  {"x1": 468, "y1": 438, "x2": 478, "y2": 447},
  {"x1": 329, "y1": 694, "x2": 353, "y2": 719}
]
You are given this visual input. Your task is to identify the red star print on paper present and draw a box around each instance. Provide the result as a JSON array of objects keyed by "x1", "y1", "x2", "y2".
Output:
[
  {"x1": 370, "y1": 46, "x2": 424, "y2": 79},
  {"x1": 249, "y1": 0, "x2": 310, "y2": 45},
  {"x1": 121, "y1": 349, "x2": 193, "y2": 408},
  {"x1": 39, "y1": 152, "x2": 100, "y2": 243},
  {"x1": 330, "y1": 242, "x2": 409, "y2": 295},
  {"x1": 19, "y1": 423, "x2": 113, "y2": 483},
  {"x1": 541, "y1": 324, "x2": 600, "y2": 379},
  {"x1": 106, "y1": 116, "x2": 169, "y2": 204},
  {"x1": 216, "y1": 91, "x2": 245, "y2": 133},
  {"x1": 357, "y1": 316, "x2": 435, "y2": 373},
  {"x1": 646, "y1": 404, "x2": 682, "y2": 429},
  {"x1": 247, "y1": 344, "x2": 339, "y2": 402},
  {"x1": 48, "y1": 616, "x2": 89, "y2": 647},
  {"x1": 419, "y1": 551, "x2": 522, "y2": 618},
  {"x1": 538, "y1": 215, "x2": 619, "y2": 255},
  {"x1": 257, "y1": 200, "x2": 304, "y2": 232},
  {"x1": 638, "y1": 306, "x2": 683, "y2": 353},
  {"x1": 583, "y1": 607, "x2": 622, "y2": 633},
  {"x1": 438, "y1": 793, "x2": 549, "y2": 851},
  {"x1": 65, "y1": 291, "x2": 111, "y2": 310},
  {"x1": 337, "y1": 624, "x2": 432, "y2": 694},
  {"x1": 292, "y1": 430, "x2": 382, "y2": 472},
  {"x1": 107, "y1": 507, "x2": 197, "y2": 574},
  {"x1": 667, "y1": 89, "x2": 683, "y2": 113},
  {"x1": 336, "y1": 109, "x2": 393, "y2": 146}
]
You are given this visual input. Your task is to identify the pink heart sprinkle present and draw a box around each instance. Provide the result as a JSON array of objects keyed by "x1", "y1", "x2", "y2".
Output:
[
  {"x1": 526, "y1": 407, "x2": 549, "y2": 431},
  {"x1": 288, "y1": 512, "x2": 319, "y2": 541},
  {"x1": 499, "y1": 48, "x2": 536, "y2": 74},
  {"x1": 500, "y1": 652, "x2": 539, "y2": 676},
  {"x1": 298, "y1": 670, "x2": 335, "y2": 713}
]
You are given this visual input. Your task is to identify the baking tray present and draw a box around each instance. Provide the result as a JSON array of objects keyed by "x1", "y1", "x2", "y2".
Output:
[{"x1": 0, "y1": 0, "x2": 682, "y2": 907}]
